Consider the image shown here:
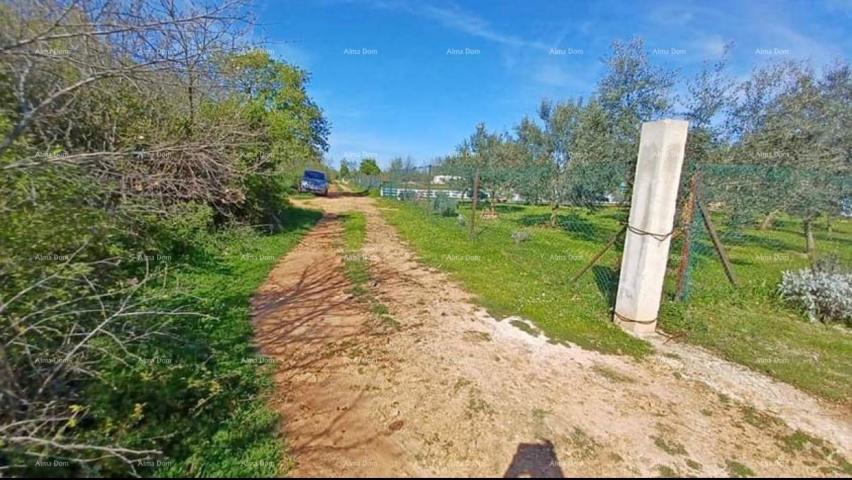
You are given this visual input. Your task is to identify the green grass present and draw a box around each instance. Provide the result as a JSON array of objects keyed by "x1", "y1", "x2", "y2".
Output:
[
  {"x1": 145, "y1": 205, "x2": 321, "y2": 477},
  {"x1": 342, "y1": 211, "x2": 367, "y2": 250},
  {"x1": 379, "y1": 200, "x2": 650, "y2": 357},
  {"x1": 379, "y1": 199, "x2": 852, "y2": 401},
  {"x1": 779, "y1": 430, "x2": 852, "y2": 475},
  {"x1": 340, "y1": 212, "x2": 398, "y2": 329},
  {"x1": 725, "y1": 459, "x2": 756, "y2": 477},
  {"x1": 653, "y1": 435, "x2": 688, "y2": 456},
  {"x1": 660, "y1": 213, "x2": 852, "y2": 403}
]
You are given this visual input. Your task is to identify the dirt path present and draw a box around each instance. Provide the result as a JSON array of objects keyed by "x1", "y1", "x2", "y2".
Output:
[{"x1": 253, "y1": 194, "x2": 852, "y2": 477}]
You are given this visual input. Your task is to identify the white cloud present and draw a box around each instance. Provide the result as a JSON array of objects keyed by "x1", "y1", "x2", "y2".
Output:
[
  {"x1": 414, "y1": 4, "x2": 548, "y2": 50},
  {"x1": 357, "y1": 0, "x2": 549, "y2": 51}
]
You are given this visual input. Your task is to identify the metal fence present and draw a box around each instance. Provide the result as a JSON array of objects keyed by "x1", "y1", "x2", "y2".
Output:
[{"x1": 365, "y1": 160, "x2": 851, "y2": 327}]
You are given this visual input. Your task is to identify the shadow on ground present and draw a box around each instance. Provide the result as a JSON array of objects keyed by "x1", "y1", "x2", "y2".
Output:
[{"x1": 503, "y1": 440, "x2": 564, "y2": 478}]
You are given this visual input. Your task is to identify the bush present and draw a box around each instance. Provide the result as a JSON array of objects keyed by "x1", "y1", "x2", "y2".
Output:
[
  {"x1": 511, "y1": 230, "x2": 532, "y2": 244},
  {"x1": 239, "y1": 173, "x2": 292, "y2": 231},
  {"x1": 432, "y1": 193, "x2": 458, "y2": 217},
  {"x1": 778, "y1": 258, "x2": 852, "y2": 325}
]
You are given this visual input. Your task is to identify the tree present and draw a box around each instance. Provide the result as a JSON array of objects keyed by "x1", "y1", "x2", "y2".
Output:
[
  {"x1": 539, "y1": 99, "x2": 583, "y2": 224},
  {"x1": 716, "y1": 60, "x2": 851, "y2": 257},
  {"x1": 221, "y1": 50, "x2": 329, "y2": 224},
  {"x1": 339, "y1": 159, "x2": 352, "y2": 178},
  {"x1": 564, "y1": 99, "x2": 620, "y2": 204},
  {"x1": 514, "y1": 116, "x2": 553, "y2": 205},
  {"x1": 359, "y1": 157, "x2": 381, "y2": 175},
  {"x1": 388, "y1": 157, "x2": 404, "y2": 174},
  {"x1": 596, "y1": 38, "x2": 676, "y2": 192}
]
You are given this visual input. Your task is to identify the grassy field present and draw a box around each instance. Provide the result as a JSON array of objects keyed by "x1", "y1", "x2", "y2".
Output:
[{"x1": 379, "y1": 199, "x2": 852, "y2": 402}]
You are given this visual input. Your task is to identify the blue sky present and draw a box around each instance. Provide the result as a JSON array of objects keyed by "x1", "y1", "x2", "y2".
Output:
[{"x1": 255, "y1": 0, "x2": 851, "y2": 168}]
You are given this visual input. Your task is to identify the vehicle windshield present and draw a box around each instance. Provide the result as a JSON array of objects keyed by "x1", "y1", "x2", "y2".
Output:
[{"x1": 304, "y1": 170, "x2": 326, "y2": 180}]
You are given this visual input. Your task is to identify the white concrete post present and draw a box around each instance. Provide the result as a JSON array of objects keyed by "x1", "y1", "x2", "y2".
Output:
[{"x1": 614, "y1": 119, "x2": 689, "y2": 334}]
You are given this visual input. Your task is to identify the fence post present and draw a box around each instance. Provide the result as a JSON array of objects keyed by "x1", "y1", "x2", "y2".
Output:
[
  {"x1": 675, "y1": 171, "x2": 699, "y2": 300},
  {"x1": 427, "y1": 164, "x2": 432, "y2": 200},
  {"x1": 470, "y1": 167, "x2": 480, "y2": 239},
  {"x1": 614, "y1": 120, "x2": 689, "y2": 334}
]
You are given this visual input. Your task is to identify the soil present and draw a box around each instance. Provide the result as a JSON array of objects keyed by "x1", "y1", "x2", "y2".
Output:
[{"x1": 252, "y1": 192, "x2": 852, "y2": 477}]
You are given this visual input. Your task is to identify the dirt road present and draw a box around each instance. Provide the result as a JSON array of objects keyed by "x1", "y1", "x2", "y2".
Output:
[{"x1": 252, "y1": 193, "x2": 851, "y2": 477}]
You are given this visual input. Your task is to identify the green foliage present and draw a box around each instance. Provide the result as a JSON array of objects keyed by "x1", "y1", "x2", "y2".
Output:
[
  {"x1": 594, "y1": 37, "x2": 676, "y2": 191},
  {"x1": 432, "y1": 193, "x2": 459, "y2": 217},
  {"x1": 2, "y1": 206, "x2": 321, "y2": 476},
  {"x1": 359, "y1": 158, "x2": 381, "y2": 176},
  {"x1": 221, "y1": 50, "x2": 330, "y2": 226},
  {"x1": 339, "y1": 160, "x2": 352, "y2": 178},
  {"x1": 0, "y1": 7, "x2": 330, "y2": 474},
  {"x1": 721, "y1": 61, "x2": 851, "y2": 229}
]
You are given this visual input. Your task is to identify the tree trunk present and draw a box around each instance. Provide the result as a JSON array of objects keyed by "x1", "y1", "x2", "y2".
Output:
[
  {"x1": 804, "y1": 218, "x2": 816, "y2": 260},
  {"x1": 759, "y1": 210, "x2": 777, "y2": 230},
  {"x1": 470, "y1": 169, "x2": 480, "y2": 239},
  {"x1": 549, "y1": 202, "x2": 559, "y2": 227}
]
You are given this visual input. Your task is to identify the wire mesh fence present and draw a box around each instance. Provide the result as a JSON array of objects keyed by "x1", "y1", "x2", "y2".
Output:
[
  {"x1": 367, "y1": 159, "x2": 851, "y2": 328},
  {"x1": 667, "y1": 165, "x2": 852, "y2": 305}
]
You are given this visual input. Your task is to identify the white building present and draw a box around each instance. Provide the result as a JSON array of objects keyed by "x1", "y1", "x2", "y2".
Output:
[{"x1": 431, "y1": 175, "x2": 462, "y2": 185}]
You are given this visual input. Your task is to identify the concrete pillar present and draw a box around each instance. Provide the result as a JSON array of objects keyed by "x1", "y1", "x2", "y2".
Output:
[{"x1": 614, "y1": 119, "x2": 689, "y2": 334}]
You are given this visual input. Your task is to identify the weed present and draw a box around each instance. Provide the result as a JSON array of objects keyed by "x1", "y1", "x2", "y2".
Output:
[
  {"x1": 592, "y1": 364, "x2": 635, "y2": 383},
  {"x1": 655, "y1": 464, "x2": 678, "y2": 477},
  {"x1": 510, "y1": 319, "x2": 541, "y2": 337},
  {"x1": 340, "y1": 212, "x2": 398, "y2": 330},
  {"x1": 725, "y1": 459, "x2": 755, "y2": 477},
  {"x1": 741, "y1": 406, "x2": 783, "y2": 429},
  {"x1": 566, "y1": 427, "x2": 600, "y2": 460},
  {"x1": 653, "y1": 435, "x2": 687, "y2": 456},
  {"x1": 466, "y1": 394, "x2": 494, "y2": 418}
]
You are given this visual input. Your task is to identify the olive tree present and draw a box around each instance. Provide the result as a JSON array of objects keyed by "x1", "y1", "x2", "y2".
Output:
[{"x1": 723, "y1": 61, "x2": 851, "y2": 256}]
